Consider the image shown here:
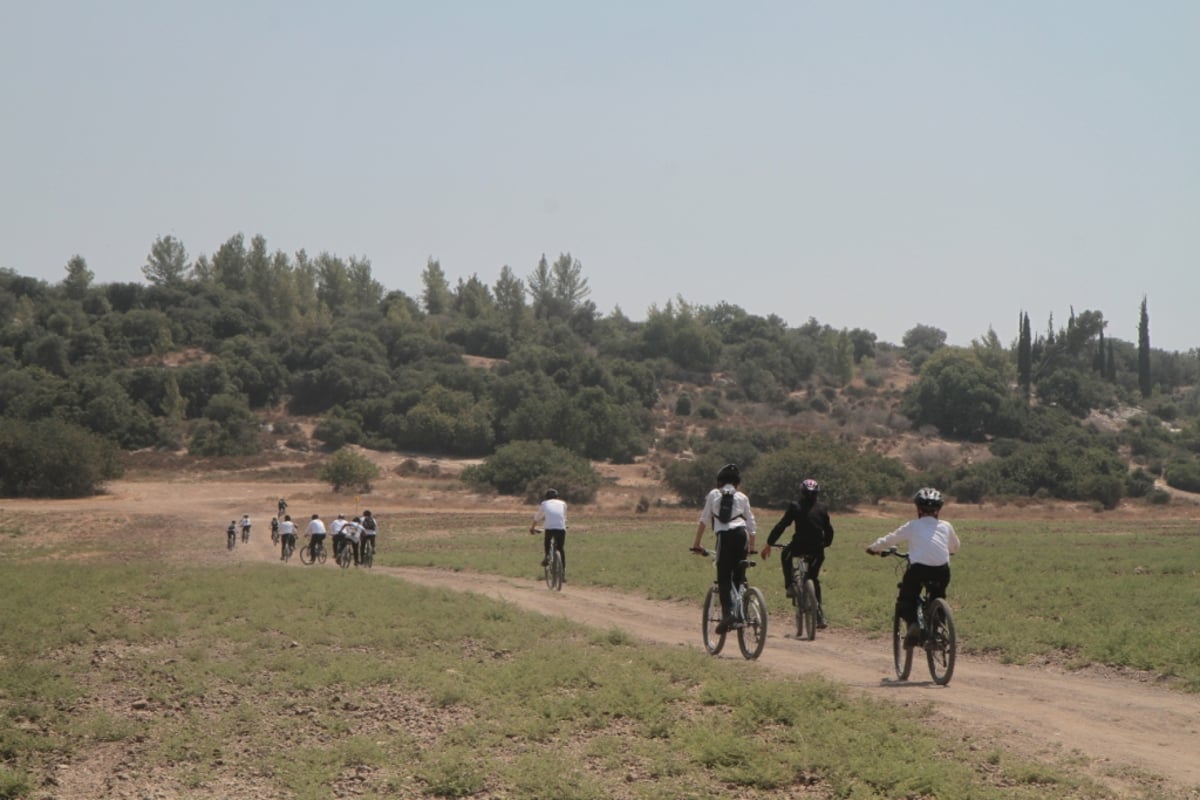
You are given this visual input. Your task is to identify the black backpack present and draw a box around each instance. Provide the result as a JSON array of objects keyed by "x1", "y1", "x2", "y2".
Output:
[
  {"x1": 717, "y1": 489, "x2": 737, "y2": 524},
  {"x1": 362, "y1": 516, "x2": 377, "y2": 531}
]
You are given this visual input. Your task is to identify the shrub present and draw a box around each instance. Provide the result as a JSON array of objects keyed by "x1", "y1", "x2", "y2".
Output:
[
  {"x1": 319, "y1": 449, "x2": 380, "y2": 493},
  {"x1": 461, "y1": 440, "x2": 601, "y2": 503},
  {"x1": 674, "y1": 394, "x2": 693, "y2": 416},
  {"x1": 0, "y1": 418, "x2": 122, "y2": 497},
  {"x1": 1164, "y1": 458, "x2": 1200, "y2": 493}
]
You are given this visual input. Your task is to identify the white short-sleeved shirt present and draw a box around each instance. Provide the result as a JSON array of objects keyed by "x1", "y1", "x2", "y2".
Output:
[
  {"x1": 533, "y1": 498, "x2": 567, "y2": 530},
  {"x1": 306, "y1": 519, "x2": 327, "y2": 536},
  {"x1": 279, "y1": 520, "x2": 297, "y2": 537},
  {"x1": 699, "y1": 486, "x2": 756, "y2": 535}
]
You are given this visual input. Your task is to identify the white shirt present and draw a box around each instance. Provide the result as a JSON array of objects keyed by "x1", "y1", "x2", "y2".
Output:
[
  {"x1": 533, "y1": 498, "x2": 567, "y2": 530},
  {"x1": 870, "y1": 516, "x2": 960, "y2": 566},
  {"x1": 279, "y1": 520, "x2": 297, "y2": 537},
  {"x1": 341, "y1": 521, "x2": 363, "y2": 543},
  {"x1": 699, "y1": 485, "x2": 756, "y2": 535},
  {"x1": 331, "y1": 518, "x2": 346, "y2": 535},
  {"x1": 306, "y1": 519, "x2": 327, "y2": 536}
]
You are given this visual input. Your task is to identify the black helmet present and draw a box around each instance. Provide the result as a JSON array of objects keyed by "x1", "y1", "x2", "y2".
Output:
[
  {"x1": 544, "y1": 488, "x2": 559, "y2": 500},
  {"x1": 800, "y1": 478, "x2": 820, "y2": 496},
  {"x1": 715, "y1": 463, "x2": 740, "y2": 486},
  {"x1": 363, "y1": 510, "x2": 371, "y2": 516},
  {"x1": 914, "y1": 487, "x2": 944, "y2": 511}
]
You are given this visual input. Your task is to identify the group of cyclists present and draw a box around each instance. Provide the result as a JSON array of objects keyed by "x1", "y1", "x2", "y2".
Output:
[
  {"x1": 225, "y1": 498, "x2": 380, "y2": 566},
  {"x1": 691, "y1": 463, "x2": 960, "y2": 645}
]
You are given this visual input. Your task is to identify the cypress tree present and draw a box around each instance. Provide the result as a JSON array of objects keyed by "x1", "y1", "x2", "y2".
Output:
[
  {"x1": 1138, "y1": 297, "x2": 1151, "y2": 398},
  {"x1": 1017, "y1": 311, "x2": 1032, "y2": 399}
]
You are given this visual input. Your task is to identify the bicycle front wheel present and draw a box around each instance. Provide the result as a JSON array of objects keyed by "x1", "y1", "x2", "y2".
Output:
[
  {"x1": 925, "y1": 598, "x2": 957, "y2": 686},
  {"x1": 737, "y1": 587, "x2": 768, "y2": 660},
  {"x1": 361, "y1": 540, "x2": 374, "y2": 569},
  {"x1": 282, "y1": 542, "x2": 293, "y2": 563},
  {"x1": 299, "y1": 542, "x2": 313, "y2": 565},
  {"x1": 701, "y1": 585, "x2": 726, "y2": 655},
  {"x1": 893, "y1": 604, "x2": 914, "y2": 681},
  {"x1": 800, "y1": 580, "x2": 818, "y2": 641},
  {"x1": 316, "y1": 544, "x2": 326, "y2": 565}
]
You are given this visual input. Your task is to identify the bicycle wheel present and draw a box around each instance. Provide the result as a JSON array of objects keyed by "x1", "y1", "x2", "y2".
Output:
[
  {"x1": 893, "y1": 604, "x2": 914, "y2": 680},
  {"x1": 361, "y1": 540, "x2": 374, "y2": 569},
  {"x1": 549, "y1": 549, "x2": 564, "y2": 591},
  {"x1": 316, "y1": 543, "x2": 326, "y2": 564},
  {"x1": 337, "y1": 542, "x2": 353, "y2": 569},
  {"x1": 701, "y1": 585, "x2": 726, "y2": 655},
  {"x1": 925, "y1": 598, "x2": 957, "y2": 686},
  {"x1": 799, "y1": 580, "x2": 818, "y2": 641},
  {"x1": 282, "y1": 541, "x2": 293, "y2": 564},
  {"x1": 299, "y1": 542, "x2": 314, "y2": 565},
  {"x1": 737, "y1": 586, "x2": 768, "y2": 660}
]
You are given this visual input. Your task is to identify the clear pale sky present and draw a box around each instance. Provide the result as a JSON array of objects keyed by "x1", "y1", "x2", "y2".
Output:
[{"x1": 2, "y1": 2, "x2": 1197, "y2": 351}]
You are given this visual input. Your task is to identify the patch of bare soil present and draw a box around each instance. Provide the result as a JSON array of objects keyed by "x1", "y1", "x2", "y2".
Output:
[{"x1": 6, "y1": 462, "x2": 1200, "y2": 799}]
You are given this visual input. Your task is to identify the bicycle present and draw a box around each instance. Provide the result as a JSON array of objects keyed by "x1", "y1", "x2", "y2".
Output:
[
  {"x1": 241, "y1": 526, "x2": 250, "y2": 544},
  {"x1": 877, "y1": 547, "x2": 957, "y2": 685},
  {"x1": 360, "y1": 537, "x2": 375, "y2": 569},
  {"x1": 335, "y1": 537, "x2": 355, "y2": 569},
  {"x1": 226, "y1": 527, "x2": 236, "y2": 551},
  {"x1": 787, "y1": 552, "x2": 821, "y2": 641},
  {"x1": 692, "y1": 547, "x2": 767, "y2": 660},
  {"x1": 280, "y1": 536, "x2": 295, "y2": 564},
  {"x1": 532, "y1": 529, "x2": 563, "y2": 591},
  {"x1": 299, "y1": 536, "x2": 327, "y2": 566}
]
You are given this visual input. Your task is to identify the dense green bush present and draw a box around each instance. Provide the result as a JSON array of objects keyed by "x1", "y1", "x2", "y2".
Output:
[
  {"x1": 319, "y1": 449, "x2": 380, "y2": 493},
  {"x1": 0, "y1": 418, "x2": 122, "y2": 497},
  {"x1": 461, "y1": 440, "x2": 601, "y2": 503},
  {"x1": 1164, "y1": 457, "x2": 1200, "y2": 493},
  {"x1": 746, "y1": 436, "x2": 907, "y2": 512}
]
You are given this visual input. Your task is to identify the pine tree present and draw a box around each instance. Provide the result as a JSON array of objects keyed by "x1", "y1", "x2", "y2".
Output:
[{"x1": 1017, "y1": 311, "x2": 1032, "y2": 399}]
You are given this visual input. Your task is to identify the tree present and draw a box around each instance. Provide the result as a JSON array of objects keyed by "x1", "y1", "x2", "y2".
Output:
[
  {"x1": 62, "y1": 254, "x2": 94, "y2": 300},
  {"x1": 320, "y1": 449, "x2": 380, "y2": 493},
  {"x1": 902, "y1": 348, "x2": 1012, "y2": 439},
  {"x1": 0, "y1": 418, "x2": 122, "y2": 497},
  {"x1": 1138, "y1": 296, "x2": 1151, "y2": 398},
  {"x1": 901, "y1": 324, "x2": 947, "y2": 372},
  {"x1": 421, "y1": 258, "x2": 451, "y2": 315},
  {"x1": 1017, "y1": 311, "x2": 1033, "y2": 399},
  {"x1": 143, "y1": 235, "x2": 191, "y2": 287}
]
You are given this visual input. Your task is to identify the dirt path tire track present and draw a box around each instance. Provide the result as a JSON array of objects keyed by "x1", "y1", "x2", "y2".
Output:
[{"x1": 358, "y1": 564, "x2": 1200, "y2": 797}]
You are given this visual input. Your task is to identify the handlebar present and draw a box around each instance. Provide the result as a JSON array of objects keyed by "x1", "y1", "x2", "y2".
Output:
[{"x1": 870, "y1": 546, "x2": 909, "y2": 560}]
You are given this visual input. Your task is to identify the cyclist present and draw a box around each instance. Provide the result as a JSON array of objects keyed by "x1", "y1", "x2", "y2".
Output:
[
  {"x1": 341, "y1": 516, "x2": 365, "y2": 565},
  {"x1": 760, "y1": 478, "x2": 834, "y2": 628},
  {"x1": 278, "y1": 497, "x2": 288, "y2": 518},
  {"x1": 270, "y1": 516, "x2": 280, "y2": 544},
  {"x1": 278, "y1": 514, "x2": 297, "y2": 560},
  {"x1": 330, "y1": 513, "x2": 348, "y2": 562},
  {"x1": 866, "y1": 487, "x2": 960, "y2": 646},
  {"x1": 360, "y1": 510, "x2": 378, "y2": 556},
  {"x1": 530, "y1": 489, "x2": 568, "y2": 580},
  {"x1": 305, "y1": 513, "x2": 327, "y2": 562},
  {"x1": 691, "y1": 463, "x2": 757, "y2": 634},
  {"x1": 226, "y1": 520, "x2": 237, "y2": 549},
  {"x1": 240, "y1": 514, "x2": 252, "y2": 543}
]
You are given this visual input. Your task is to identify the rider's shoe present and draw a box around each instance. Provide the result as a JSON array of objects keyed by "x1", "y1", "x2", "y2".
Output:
[
  {"x1": 540, "y1": 557, "x2": 549, "y2": 567},
  {"x1": 816, "y1": 606, "x2": 828, "y2": 629},
  {"x1": 904, "y1": 622, "x2": 921, "y2": 647},
  {"x1": 715, "y1": 616, "x2": 733, "y2": 634},
  {"x1": 785, "y1": 584, "x2": 796, "y2": 599}
]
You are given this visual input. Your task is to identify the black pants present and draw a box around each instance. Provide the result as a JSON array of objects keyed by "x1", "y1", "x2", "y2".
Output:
[
  {"x1": 543, "y1": 529, "x2": 566, "y2": 571},
  {"x1": 309, "y1": 534, "x2": 325, "y2": 559},
  {"x1": 898, "y1": 563, "x2": 950, "y2": 625},
  {"x1": 782, "y1": 545, "x2": 825, "y2": 605},
  {"x1": 716, "y1": 527, "x2": 748, "y2": 619},
  {"x1": 281, "y1": 533, "x2": 295, "y2": 558}
]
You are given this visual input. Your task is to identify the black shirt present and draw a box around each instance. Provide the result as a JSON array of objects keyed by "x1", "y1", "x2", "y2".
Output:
[{"x1": 766, "y1": 500, "x2": 834, "y2": 553}]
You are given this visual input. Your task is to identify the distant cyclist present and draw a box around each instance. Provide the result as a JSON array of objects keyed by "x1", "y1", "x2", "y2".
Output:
[
  {"x1": 530, "y1": 489, "x2": 568, "y2": 580},
  {"x1": 330, "y1": 513, "x2": 348, "y2": 562},
  {"x1": 761, "y1": 478, "x2": 834, "y2": 628},
  {"x1": 305, "y1": 514, "x2": 327, "y2": 562},
  {"x1": 360, "y1": 510, "x2": 378, "y2": 554},
  {"x1": 226, "y1": 520, "x2": 237, "y2": 549},
  {"x1": 278, "y1": 498, "x2": 288, "y2": 517},
  {"x1": 341, "y1": 517, "x2": 365, "y2": 565},
  {"x1": 240, "y1": 514, "x2": 252, "y2": 543},
  {"x1": 278, "y1": 515, "x2": 297, "y2": 560},
  {"x1": 270, "y1": 516, "x2": 280, "y2": 544}
]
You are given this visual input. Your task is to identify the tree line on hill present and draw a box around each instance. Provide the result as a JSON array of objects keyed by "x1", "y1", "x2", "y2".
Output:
[{"x1": 3, "y1": 232, "x2": 1200, "y2": 506}]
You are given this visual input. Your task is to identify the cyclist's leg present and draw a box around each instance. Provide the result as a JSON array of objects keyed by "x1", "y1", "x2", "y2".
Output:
[
  {"x1": 549, "y1": 529, "x2": 566, "y2": 575},
  {"x1": 806, "y1": 550, "x2": 826, "y2": 605},
  {"x1": 541, "y1": 529, "x2": 552, "y2": 566},
  {"x1": 715, "y1": 529, "x2": 747, "y2": 627},
  {"x1": 780, "y1": 543, "x2": 795, "y2": 595}
]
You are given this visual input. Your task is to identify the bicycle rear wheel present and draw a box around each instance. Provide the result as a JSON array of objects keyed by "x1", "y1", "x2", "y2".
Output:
[
  {"x1": 282, "y1": 541, "x2": 293, "y2": 563},
  {"x1": 737, "y1": 587, "x2": 768, "y2": 660},
  {"x1": 361, "y1": 539, "x2": 374, "y2": 569},
  {"x1": 701, "y1": 585, "x2": 726, "y2": 655},
  {"x1": 549, "y1": 549, "x2": 563, "y2": 591},
  {"x1": 299, "y1": 542, "x2": 314, "y2": 565},
  {"x1": 316, "y1": 543, "x2": 326, "y2": 564},
  {"x1": 800, "y1": 580, "x2": 818, "y2": 641},
  {"x1": 893, "y1": 604, "x2": 914, "y2": 680},
  {"x1": 925, "y1": 598, "x2": 957, "y2": 685},
  {"x1": 337, "y1": 542, "x2": 353, "y2": 569}
]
